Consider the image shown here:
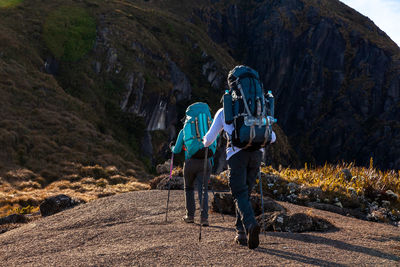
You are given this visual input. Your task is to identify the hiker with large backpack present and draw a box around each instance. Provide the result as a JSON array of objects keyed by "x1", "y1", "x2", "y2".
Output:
[
  {"x1": 170, "y1": 102, "x2": 217, "y2": 226},
  {"x1": 203, "y1": 65, "x2": 276, "y2": 249}
]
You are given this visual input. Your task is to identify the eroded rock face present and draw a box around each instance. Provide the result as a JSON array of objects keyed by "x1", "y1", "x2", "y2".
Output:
[
  {"x1": 40, "y1": 194, "x2": 80, "y2": 217},
  {"x1": 196, "y1": 0, "x2": 400, "y2": 169},
  {"x1": 120, "y1": 72, "x2": 145, "y2": 115},
  {"x1": 169, "y1": 59, "x2": 192, "y2": 103},
  {"x1": 202, "y1": 60, "x2": 224, "y2": 89}
]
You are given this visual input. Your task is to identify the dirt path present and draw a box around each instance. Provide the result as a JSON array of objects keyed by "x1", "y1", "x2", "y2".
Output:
[{"x1": 1, "y1": 190, "x2": 399, "y2": 266}]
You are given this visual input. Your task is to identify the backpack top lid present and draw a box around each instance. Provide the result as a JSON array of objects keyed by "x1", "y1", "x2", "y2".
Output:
[
  {"x1": 228, "y1": 65, "x2": 260, "y2": 87},
  {"x1": 185, "y1": 102, "x2": 211, "y2": 119},
  {"x1": 182, "y1": 102, "x2": 216, "y2": 159}
]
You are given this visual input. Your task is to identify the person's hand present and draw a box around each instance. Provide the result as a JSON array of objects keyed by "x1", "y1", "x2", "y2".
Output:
[
  {"x1": 202, "y1": 137, "x2": 208, "y2": 147},
  {"x1": 270, "y1": 131, "x2": 276, "y2": 144},
  {"x1": 169, "y1": 141, "x2": 174, "y2": 149}
]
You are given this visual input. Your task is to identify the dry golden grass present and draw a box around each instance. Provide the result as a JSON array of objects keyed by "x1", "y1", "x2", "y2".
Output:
[
  {"x1": 0, "y1": 164, "x2": 150, "y2": 217},
  {"x1": 259, "y1": 160, "x2": 400, "y2": 213},
  {"x1": 262, "y1": 161, "x2": 399, "y2": 197},
  {"x1": 208, "y1": 160, "x2": 400, "y2": 217}
]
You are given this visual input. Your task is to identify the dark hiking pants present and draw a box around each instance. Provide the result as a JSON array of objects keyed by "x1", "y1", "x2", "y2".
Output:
[
  {"x1": 183, "y1": 157, "x2": 211, "y2": 219},
  {"x1": 227, "y1": 149, "x2": 262, "y2": 233}
]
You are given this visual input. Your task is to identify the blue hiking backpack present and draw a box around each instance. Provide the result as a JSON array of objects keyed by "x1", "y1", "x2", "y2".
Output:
[
  {"x1": 183, "y1": 102, "x2": 217, "y2": 159},
  {"x1": 223, "y1": 65, "x2": 276, "y2": 150}
]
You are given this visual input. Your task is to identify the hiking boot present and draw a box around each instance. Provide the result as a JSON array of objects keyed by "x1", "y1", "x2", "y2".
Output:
[
  {"x1": 200, "y1": 217, "x2": 209, "y2": 226},
  {"x1": 234, "y1": 231, "x2": 247, "y2": 246},
  {"x1": 247, "y1": 223, "x2": 260, "y2": 249},
  {"x1": 182, "y1": 216, "x2": 194, "y2": 223}
]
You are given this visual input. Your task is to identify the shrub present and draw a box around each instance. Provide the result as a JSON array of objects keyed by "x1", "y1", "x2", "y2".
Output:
[
  {"x1": 96, "y1": 178, "x2": 108, "y2": 187},
  {"x1": 16, "y1": 181, "x2": 42, "y2": 190},
  {"x1": 4, "y1": 169, "x2": 37, "y2": 182},
  {"x1": 80, "y1": 165, "x2": 108, "y2": 179},
  {"x1": 105, "y1": 166, "x2": 119, "y2": 176},
  {"x1": 109, "y1": 175, "x2": 130, "y2": 185}
]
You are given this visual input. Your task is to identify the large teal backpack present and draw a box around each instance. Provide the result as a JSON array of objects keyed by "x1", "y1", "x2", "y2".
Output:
[
  {"x1": 183, "y1": 102, "x2": 217, "y2": 159},
  {"x1": 223, "y1": 65, "x2": 276, "y2": 150}
]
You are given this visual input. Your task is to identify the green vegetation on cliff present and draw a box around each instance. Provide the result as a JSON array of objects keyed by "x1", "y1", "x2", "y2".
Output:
[
  {"x1": 43, "y1": 6, "x2": 96, "y2": 61},
  {"x1": 0, "y1": 0, "x2": 23, "y2": 8}
]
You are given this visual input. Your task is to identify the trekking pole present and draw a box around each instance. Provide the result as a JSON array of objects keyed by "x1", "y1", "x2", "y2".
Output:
[
  {"x1": 258, "y1": 171, "x2": 266, "y2": 235},
  {"x1": 165, "y1": 153, "x2": 174, "y2": 222},
  {"x1": 209, "y1": 179, "x2": 225, "y2": 221},
  {"x1": 199, "y1": 147, "x2": 209, "y2": 242}
]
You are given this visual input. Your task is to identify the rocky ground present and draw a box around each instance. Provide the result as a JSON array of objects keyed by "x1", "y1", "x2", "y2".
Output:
[
  {"x1": 0, "y1": 190, "x2": 399, "y2": 266},
  {"x1": 152, "y1": 164, "x2": 400, "y2": 226}
]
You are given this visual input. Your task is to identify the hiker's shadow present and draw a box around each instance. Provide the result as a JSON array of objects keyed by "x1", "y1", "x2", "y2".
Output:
[
  {"x1": 258, "y1": 232, "x2": 399, "y2": 262},
  {"x1": 256, "y1": 247, "x2": 347, "y2": 267}
]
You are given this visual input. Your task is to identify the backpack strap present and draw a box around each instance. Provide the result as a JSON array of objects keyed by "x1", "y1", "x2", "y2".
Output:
[
  {"x1": 242, "y1": 125, "x2": 256, "y2": 150},
  {"x1": 194, "y1": 117, "x2": 201, "y2": 141},
  {"x1": 199, "y1": 113, "x2": 207, "y2": 138},
  {"x1": 237, "y1": 79, "x2": 253, "y2": 118},
  {"x1": 261, "y1": 125, "x2": 270, "y2": 147},
  {"x1": 207, "y1": 116, "x2": 212, "y2": 128}
]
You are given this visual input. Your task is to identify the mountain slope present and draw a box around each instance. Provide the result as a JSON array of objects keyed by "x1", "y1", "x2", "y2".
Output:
[{"x1": 1, "y1": 0, "x2": 399, "y2": 186}]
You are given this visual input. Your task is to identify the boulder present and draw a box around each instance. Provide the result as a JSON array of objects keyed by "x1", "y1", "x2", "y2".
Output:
[
  {"x1": 40, "y1": 194, "x2": 79, "y2": 217},
  {"x1": 211, "y1": 192, "x2": 286, "y2": 215},
  {"x1": 156, "y1": 160, "x2": 172, "y2": 174},
  {"x1": 156, "y1": 176, "x2": 184, "y2": 190},
  {"x1": 211, "y1": 192, "x2": 236, "y2": 215},
  {"x1": 257, "y1": 212, "x2": 335, "y2": 233},
  {"x1": 209, "y1": 174, "x2": 229, "y2": 191},
  {"x1": 383, "y1": 190, "x2": 399, "y2": 202},
  {"x1": 306, "y1": 202, "x2": 366, "y2": 220},
  {"x1": 298, "y1": 186, "x2": 323, "y2": 202},
  {"x1": 367, "y1": 207, "x2": 390, "y2": 223},
  {"x1": 287, "y1": 182, "x2": 300, "y2": 194}
]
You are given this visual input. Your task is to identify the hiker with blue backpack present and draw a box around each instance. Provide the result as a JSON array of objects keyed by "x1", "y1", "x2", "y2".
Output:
[
  {"x1": 203, "y1": 65, "x2": 276, "y2": 249},
  {"x1": 170, "y1": 102, "x2": 218, "y2": 226}
]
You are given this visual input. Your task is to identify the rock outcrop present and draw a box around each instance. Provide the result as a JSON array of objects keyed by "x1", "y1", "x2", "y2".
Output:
[
  {"x1": 196, "y1": 0, "x2": 400, "y2": 169},
  {"x1": 258, "y1": 211, "x2": 336, "y2": 233},
  {"x1": 211, "y1": 192, "x2": 335, "y2": 232},
  {"x1": 40, "y1": 194, "x2": 80, "y2": 217}
]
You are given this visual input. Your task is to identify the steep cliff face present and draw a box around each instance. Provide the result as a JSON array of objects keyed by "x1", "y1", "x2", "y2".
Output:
[{"x1": 196, "y1": 0, "x2": 400, "y2": 169}]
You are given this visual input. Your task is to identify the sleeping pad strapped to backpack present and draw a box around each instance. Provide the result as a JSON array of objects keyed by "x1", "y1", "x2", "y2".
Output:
[
  {"x1": 183, "y1": 102, "x2": 217, "y2": 159},
  {"x1": 223, "y1": 65, "x2": 276, "y2": 151}
]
